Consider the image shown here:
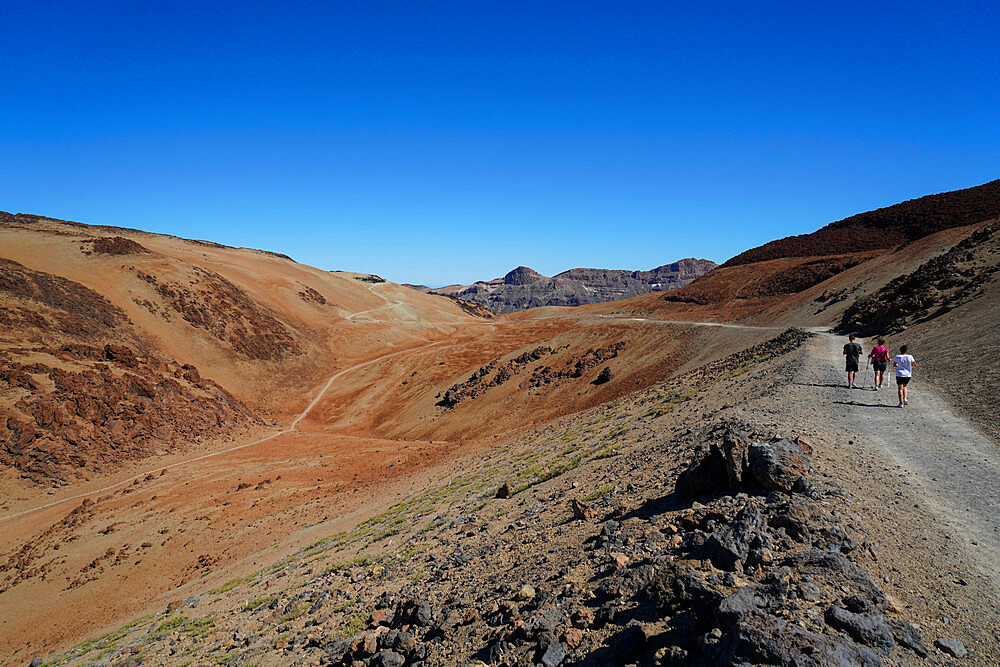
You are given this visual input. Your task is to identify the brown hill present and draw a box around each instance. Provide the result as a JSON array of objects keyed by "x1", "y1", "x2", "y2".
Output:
[
  {"x1": 0, "y1": 212, "x2": 481, "y2": 487},
  {"x1": 722, "y1": 179, "x2": 1000, "y2": 267}
]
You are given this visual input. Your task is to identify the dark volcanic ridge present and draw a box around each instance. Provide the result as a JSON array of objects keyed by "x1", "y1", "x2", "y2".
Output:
[
  {"x1": 723, "y1": 178, "x2": 1000, "y2": 267},
  {"x1": 409, "y1": 259, "x2": 717, "y2": 314}
]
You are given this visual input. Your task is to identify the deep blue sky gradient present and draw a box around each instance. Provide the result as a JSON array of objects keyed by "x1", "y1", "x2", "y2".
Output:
[{"x1": 2, "y1": 1, "x2": 998, "y2": 285}]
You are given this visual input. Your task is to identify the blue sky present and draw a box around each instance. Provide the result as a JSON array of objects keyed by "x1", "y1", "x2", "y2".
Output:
[{"x1": 2, "y1": 1, "x2": 998, "y2": 286}]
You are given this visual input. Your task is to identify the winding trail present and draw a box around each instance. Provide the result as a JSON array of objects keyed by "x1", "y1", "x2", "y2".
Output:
[
  {"x1": 595, "y1": 314, "x2": 785, "y2": 330},
  {"x1": 0, "y1": 335, "x2": 449, "y2": 524}
]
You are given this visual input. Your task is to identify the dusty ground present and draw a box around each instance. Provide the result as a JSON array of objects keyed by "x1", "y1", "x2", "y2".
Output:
[{"x1": 21, "y1": 325, "x2": 998, "y2": 666}]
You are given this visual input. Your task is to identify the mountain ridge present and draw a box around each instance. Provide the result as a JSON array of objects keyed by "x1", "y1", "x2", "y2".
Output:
[
  {"x1": 722, "y1": 178, "x2": 1000, "y2": 267},
  {"x1": 408, "y1": 258, "x2": 716, "y2": 313}
]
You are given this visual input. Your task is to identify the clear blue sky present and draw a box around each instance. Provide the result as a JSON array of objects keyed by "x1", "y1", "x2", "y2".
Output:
[{"x1": 2, "y1": 1, "x2": 998, "y2": 286}]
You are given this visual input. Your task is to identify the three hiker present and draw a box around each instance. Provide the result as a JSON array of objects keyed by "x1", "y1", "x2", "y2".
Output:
[
  {"x1": 842, "y1": 335, "x2": 862, "y2": 388},
  {"x1": 894, "y1": 344, "x2": 916, "y2": 408},
  {"x1": 841, "y1": 335, "x2": 917, "y2": 406},
  {"x1": 868, "y1": 337, "x2": 890, "y2": 390}
]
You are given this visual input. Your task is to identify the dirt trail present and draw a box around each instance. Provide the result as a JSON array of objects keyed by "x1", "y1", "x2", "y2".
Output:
[
  {"x1": 0, "y1": 336, "x2": 449, "y2": 524},
  {"x1": 799, "y1": 333, "x2": 1000, "y2": 590},
  {"x1": 594, "y1": 314, "x2": 785, "y2": 330}
]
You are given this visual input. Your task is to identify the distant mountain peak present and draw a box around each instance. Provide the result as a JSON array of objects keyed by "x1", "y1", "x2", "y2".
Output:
[{"x1": 503, "y1": 266, "x2": 544, "y2": 285}]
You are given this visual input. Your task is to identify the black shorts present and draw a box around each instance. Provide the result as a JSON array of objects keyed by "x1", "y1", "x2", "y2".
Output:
[
  {"x1": 873, "y1": 360, "x2": 887, "y2": 372},
  {"x1": 846, "y1": 360, "x2": 859, "y2": 372},
  {"x1": 896, "y1": 376, "x2": 910, "y2": 386}
]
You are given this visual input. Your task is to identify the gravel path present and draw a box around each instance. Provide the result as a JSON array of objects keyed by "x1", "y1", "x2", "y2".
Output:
[{"x1": 798, "y1": 332, "x2": 1000, "y2": 590}]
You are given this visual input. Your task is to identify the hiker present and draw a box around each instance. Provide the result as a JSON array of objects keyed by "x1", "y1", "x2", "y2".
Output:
[
  {"x1": 843, "y1": 335, "x2": 863, "y2": 388},
  {"x1": 893, "y1": 344, "x2": 916, "y2": 408},
  {"x1": 869, "y1": 337, "x2": 890, "y2": 390}
]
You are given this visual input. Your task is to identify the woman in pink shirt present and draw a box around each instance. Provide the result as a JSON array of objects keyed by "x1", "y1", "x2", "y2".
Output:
[{"x1": 868, "y1": 337, "x2": 890, "y2": 390}]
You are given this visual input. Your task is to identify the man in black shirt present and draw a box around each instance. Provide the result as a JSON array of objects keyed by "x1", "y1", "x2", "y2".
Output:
[{"x1": 843, "y1": 334, "x2": 863, "y2": 388}]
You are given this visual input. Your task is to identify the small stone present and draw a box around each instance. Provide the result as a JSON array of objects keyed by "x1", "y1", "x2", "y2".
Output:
[
  {"x1": 571, "y1": 499, "x2": 593, "y2": 521},
  {"x1": 517, "y1": 584, "x2": 536, "y2": 601},
  {"x1": 563, "y1": 627, "x2": 584, "y2": 648},
  {"x1": 541, "y1": 641, "x2": 568, "y2": 666},
  {"x1": 571, "y1": 608, "x2": 593, "y2": 628},
  {"x1": 889, "y1": 620, "x2": 928, "y2": 657},
  {"x1": 934, "y1": 637, "x2": 967, "y2": 658},
  {"x1": 610, "y1": 552, "x2": 630, "y2": 569}
]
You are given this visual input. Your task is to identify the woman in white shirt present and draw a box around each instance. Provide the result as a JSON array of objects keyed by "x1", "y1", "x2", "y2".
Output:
[{"x1": 893, "y1": 344, "x2": 916, "y2": 408}]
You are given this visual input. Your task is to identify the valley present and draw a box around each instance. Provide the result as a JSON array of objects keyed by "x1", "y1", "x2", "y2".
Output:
[{"x1": 2, "y1": 179, "x2": 1000, "y2": 666}]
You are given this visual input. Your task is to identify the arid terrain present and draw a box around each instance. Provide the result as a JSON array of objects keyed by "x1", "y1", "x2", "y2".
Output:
[{"x1": 2, "y1": 179, "x2": 1000, "y2": 666}]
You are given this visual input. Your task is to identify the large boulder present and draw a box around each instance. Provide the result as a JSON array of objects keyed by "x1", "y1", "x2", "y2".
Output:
[
  {"x1": 674, "y1": 423, "x2": 752, "y2": 497},
  {"x1": 718, "y1": 609, "x2": 883, "y2": 666},
  {"x1": 748, "y1": 437, "x2": 811, "y2": 493}
]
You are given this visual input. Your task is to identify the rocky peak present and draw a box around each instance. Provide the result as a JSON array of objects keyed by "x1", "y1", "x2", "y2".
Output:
[{"x1": 503, "y1": 266, "x2": 544, "y2": 285}]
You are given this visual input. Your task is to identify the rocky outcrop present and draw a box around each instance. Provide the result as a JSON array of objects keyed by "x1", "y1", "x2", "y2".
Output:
[
  {"x1": 503, "y1": 266, "x2": 544, "y2": 285},
  {"x1": 84, "y1": 236, "x2": 151, "y2": 255},
  {"x1": 416, "y1": 259, "x2": 716, "y2": 314},
  {"x1": 436, "y1": 343, "x2": 625, "y2": 408},
  {"x1": 0, "y1": 260, "x2": 260, "y2": 484}
]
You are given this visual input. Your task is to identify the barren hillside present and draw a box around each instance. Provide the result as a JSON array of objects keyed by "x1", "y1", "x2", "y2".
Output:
[{"x1": 722, "y1": 179, "x2": 1000, "y2": 267}]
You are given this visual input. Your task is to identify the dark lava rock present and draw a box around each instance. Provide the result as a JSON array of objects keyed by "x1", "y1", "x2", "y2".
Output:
[
  {"x1": 783, "y1": 549, "x2": 887, "y2": 609},
  {"x1": 591, "y1": 366, "x2": 613, "y2": 385},
  {"x1": 701, "y1": 505, "x2": 772, "y2": 572},
  {"x1": 748, "y1": 437, "x2": 811, "y2": 493},
  {"x1": 889, "y1": 620, "x2": 928, "y2": 657},
  {"x1": 935, "y1": 637, "x2": 968, "y2": 658},
  {"x1": 824, "y1": 605, "x2": 895, "y2": 655},
  {"x1": 717, "y1": 610, "x2": 882, "y2": 666},
  {"x1": 767, "y1": 500, "x2": 814, "y2": 541},
  {"x1": 414, "y1": 600, "x2": 434, "y2": 626},
  {"x1": 436, "y1": 390, "x2": 459, "y2": 408},
  {"x1": 520, "y1": 605, "x2": 566, "y2": 642},
  {"x1": 607, "y1": 620, "x2": 647, "y2": 661},
  {"x1": 597, "y1": 563, "x2": 656, "y2": 600},
  {"x1": 650, "y1": 562, "x2": 723, "y2": 616},
  {"x1": 674, "y1": 422, "x2": 751, "y2": 497},
  {"x1": 373, "y1": 650, "x2": 404, "y2": 667},
  {"x1": 540, "y1": 641, "x2": 567, "y2": 667}
]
